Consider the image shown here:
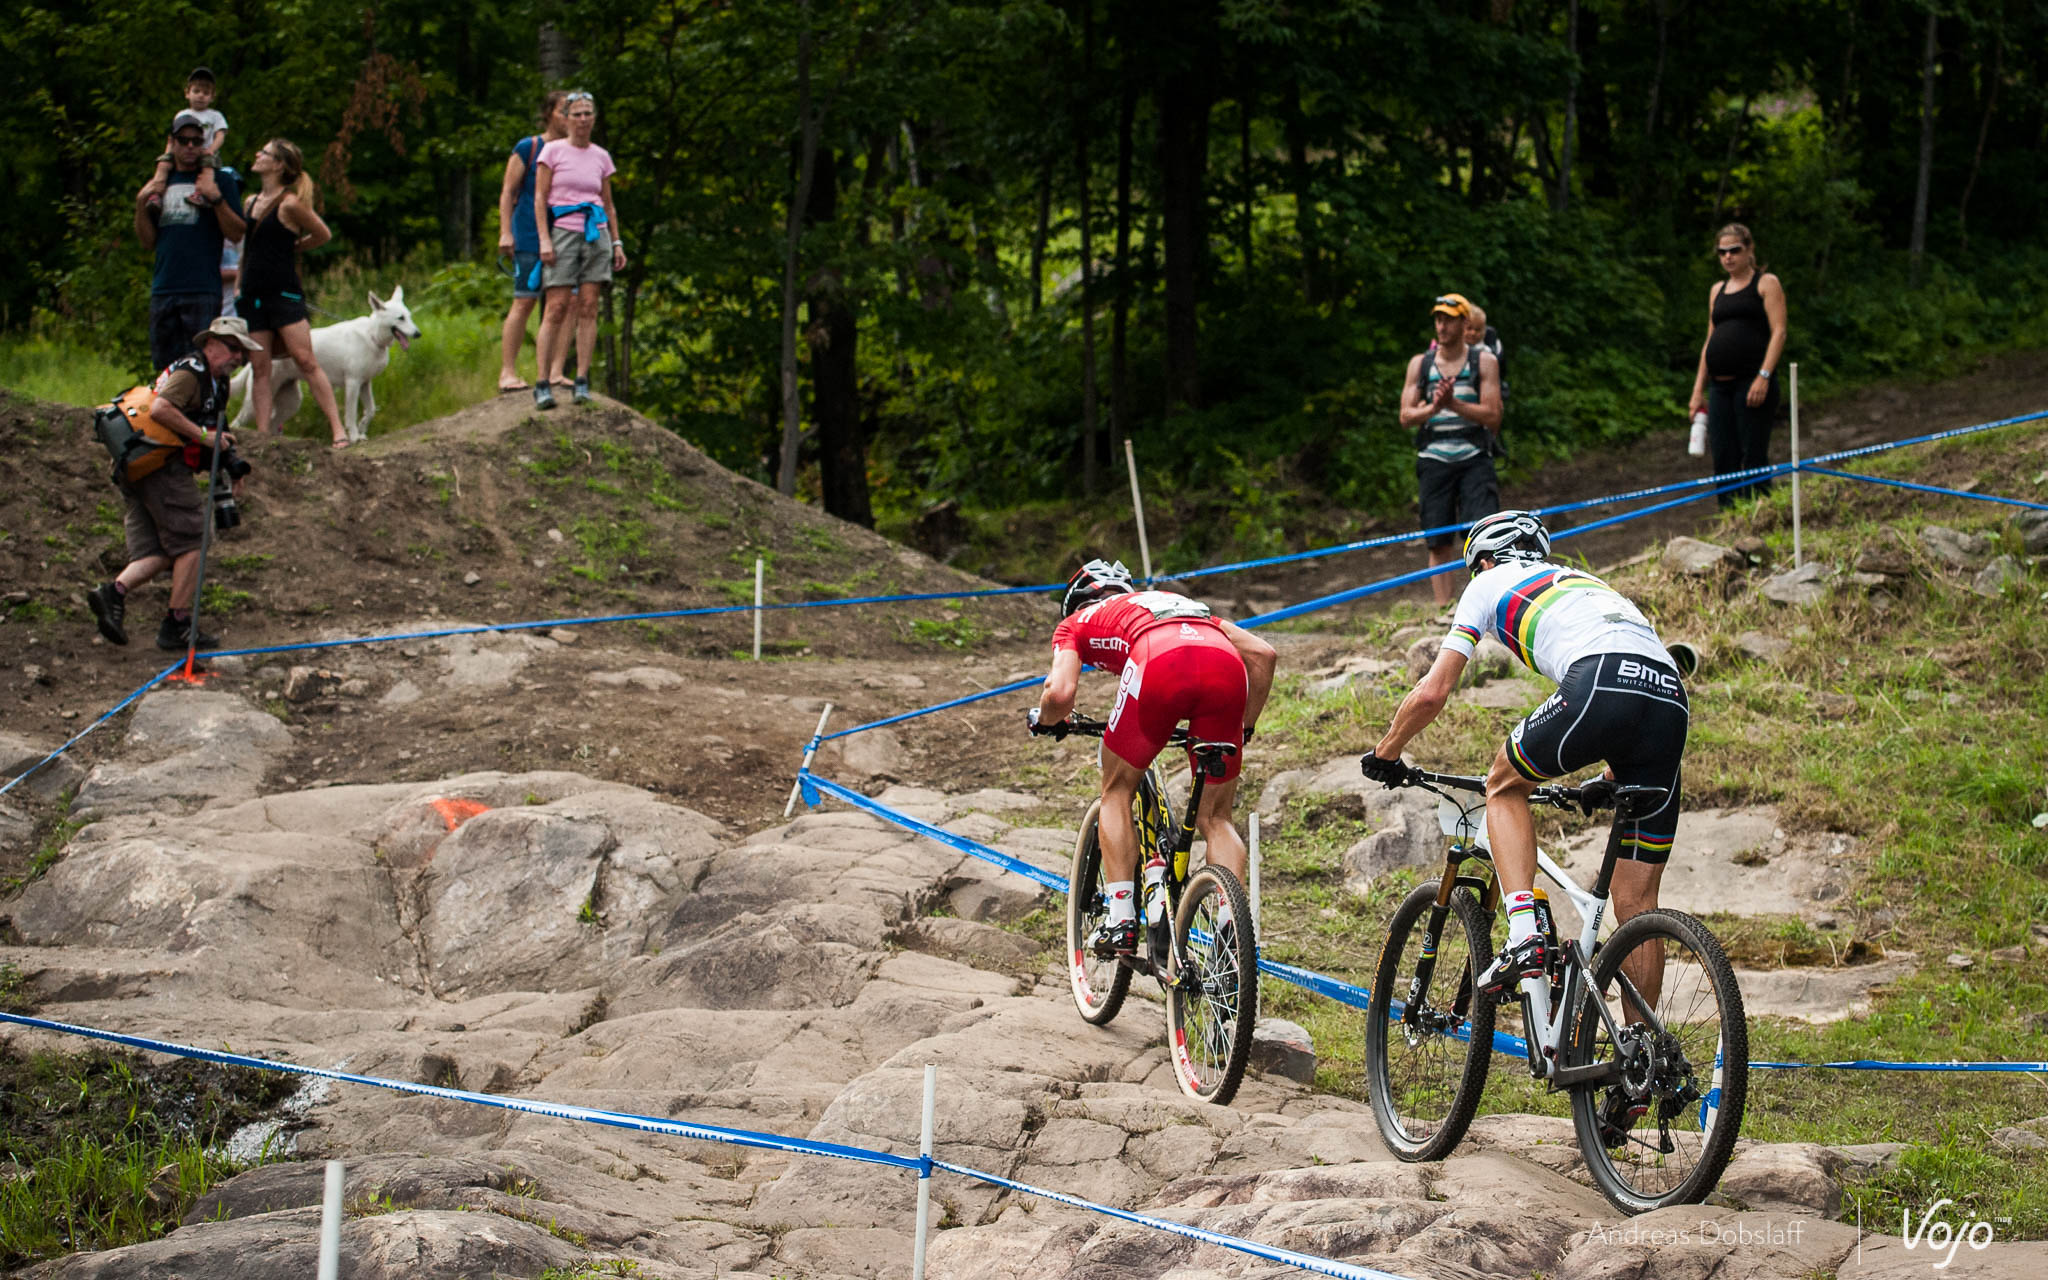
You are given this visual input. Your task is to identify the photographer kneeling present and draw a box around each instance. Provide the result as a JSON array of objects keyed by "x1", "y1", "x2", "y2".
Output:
[{"x1": 87, "y1": 316, "x2": 259, "y2": 652}]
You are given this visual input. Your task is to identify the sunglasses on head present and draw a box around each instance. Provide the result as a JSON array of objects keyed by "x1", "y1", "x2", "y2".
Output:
[
  {"x1": 1715, "y1": 245, "x2": 1745, "y2": 256},
  {"x1": 565, "y1": 91, "x2": 594, "y2": 103}
]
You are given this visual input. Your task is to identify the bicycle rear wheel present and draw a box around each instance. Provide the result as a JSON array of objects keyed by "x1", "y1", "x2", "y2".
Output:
[
  {"x1": 1065, "y1": 800, "x2": 1132, "y2": 1026},
  {"x1": 1366, "y1": 882, "x2": 1496, "y2": 1162},
  {"x1": 1165, "y1": 864, "x2": 1258, "y2": 1104},
  {"x1": 1569, "y1": 908, "x2": 1748, "y2": 1214}
]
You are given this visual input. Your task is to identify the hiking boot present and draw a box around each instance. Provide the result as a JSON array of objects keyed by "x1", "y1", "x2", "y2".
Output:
[
  {"x1": 1090, "y1": 919, "x2": 1138, "y2": 961},
  {"x1": 1596, "y1": 1087, "x2": 1648, "y2": 1149},
  {"x1": 1475, "y1": 934, "x2": 1548, "y2": 999},
  {"x1": 533, "y1": 382, "x2": 557, "y2": 411},
  {"x1": 87, "y1": 582, "x2": 127, "y2": 646},
  {"x1": 572, "y1": 376, "x2": 592, "y2": 406},
  {"x1": 156, "y1": 613, "x2": 220, "y2": 653}
]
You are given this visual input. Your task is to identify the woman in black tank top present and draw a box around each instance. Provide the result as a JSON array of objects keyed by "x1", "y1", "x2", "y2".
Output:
[
  {"x1": 237, "y1": 139, "x2": 350, "y2": 448},
  {"x1": 1688, "y1": 223, "x2": 1787, "y2": 507}
]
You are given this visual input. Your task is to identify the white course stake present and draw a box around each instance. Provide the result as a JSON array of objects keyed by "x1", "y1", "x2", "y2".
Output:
[
  {"x1": 1789, "y1": 363, "x2": 1802, "y2": 570},
  {"x1": 1249, "y1": 811, "x2": 1262, "y2": 947},
  {"x1": 753, "y1": 556, "x2": 765, "y2": 661},
  {"x1": 912, "y1": 1062, "x2": 938, "y2": 1280},
  {"x1": 1124, "y1": 438, "x2": 1153, "y2": 583},
  {"x1": 317, "y1": 1160, "x2": 344, "y2": 1280},
  {"x1": 783, "y1": 702, "x2": 835, "y2": 818}
]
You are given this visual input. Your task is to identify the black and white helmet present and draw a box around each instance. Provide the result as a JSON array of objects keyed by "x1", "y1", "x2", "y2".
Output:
[
  {"x1": 1062, "y1": 558, "x2": 1136, "y2": 616},
  {"x1": 1462, "y1": 510, "x2": 1550, "y2": 572}
]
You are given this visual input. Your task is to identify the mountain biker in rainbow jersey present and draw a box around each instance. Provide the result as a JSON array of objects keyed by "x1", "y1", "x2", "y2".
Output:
[
  {"x1": 1361, "y1": 511, "x2": 1689, "y2": 1008},
  {"x1": 1029, "y1": 559, "x2": 1278, "y2": 957}
]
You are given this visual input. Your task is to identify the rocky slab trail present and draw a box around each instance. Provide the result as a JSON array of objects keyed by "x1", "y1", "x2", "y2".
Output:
[{"x1": 5, "y1": 696, "x2": 2041, "y2": 1280}]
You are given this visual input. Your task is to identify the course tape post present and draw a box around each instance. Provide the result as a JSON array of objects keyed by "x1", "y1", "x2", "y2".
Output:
[{"x1": 0, "y1": 1010, "x2": 1435, "y2": 1280}]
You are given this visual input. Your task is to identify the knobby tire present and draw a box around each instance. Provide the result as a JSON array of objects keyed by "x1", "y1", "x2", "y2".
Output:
[
  {"x1": 1366, "y1": 883, "x2": 1496, "y2": 1162},
  {"x1": 1568, "y1": 907, "x2": 1748, "y2": 1213},
  {"x1": 1165, "y1": 864, "x2": 1258, "y2": 1104},
  {"x1": 1065, "y1": 799, "x2": 1132, "y2": 1026}
]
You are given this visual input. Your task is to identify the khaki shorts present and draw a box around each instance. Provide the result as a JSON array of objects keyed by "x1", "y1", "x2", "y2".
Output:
[
  {"x1": 122, "y1": 463, "x2": 205, "y2": 561},
  {"x1": 544, "y1": 223, "x2": 612, "y2": 289}
]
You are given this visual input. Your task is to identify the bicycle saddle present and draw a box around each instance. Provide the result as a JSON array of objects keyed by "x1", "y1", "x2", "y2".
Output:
[{"x1": 1187, "y1": 740, "x2": 1239, "y2": 778}]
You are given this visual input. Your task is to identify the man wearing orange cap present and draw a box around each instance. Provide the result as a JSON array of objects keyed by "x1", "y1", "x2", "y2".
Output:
[{"x1": 1398, "y1": 293, "x2": 1503, "y2": 607}]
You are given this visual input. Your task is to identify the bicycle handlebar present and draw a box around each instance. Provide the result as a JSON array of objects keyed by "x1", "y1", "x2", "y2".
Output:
[
  {"x1": 1382, "y1": 764, "x2": 1659, "y2": 816},
  {"x1": 1044, "y1": 713, "x2": 1194, "y2": 748}
]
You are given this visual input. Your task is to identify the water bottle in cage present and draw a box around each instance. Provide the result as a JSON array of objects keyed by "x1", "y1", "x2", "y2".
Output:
[{"x1": 1143, "y1": 855, "x2": 1168, "y2": 926}]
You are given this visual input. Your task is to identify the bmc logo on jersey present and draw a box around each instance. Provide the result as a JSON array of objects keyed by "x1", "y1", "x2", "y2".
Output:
[{"x1": 1616, "y1": 659, "x2": 1680, "y2": 693}]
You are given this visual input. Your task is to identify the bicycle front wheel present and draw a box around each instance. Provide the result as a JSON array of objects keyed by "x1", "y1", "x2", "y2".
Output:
[
  {"x1": 1569, "y1": 907, "x2": 1748, "y2": 1214},
  {"x1": 1366, "y1": 882, "x2": 1496, "y2": 1162},
  {"x1": 1165, "y1": 864, "x2": 1258, "y2": 1104},
  {"x1": 1065, "y1": 800, "x2": 1132, "y2": 1026}
]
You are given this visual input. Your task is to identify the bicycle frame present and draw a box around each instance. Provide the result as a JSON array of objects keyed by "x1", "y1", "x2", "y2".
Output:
[{"x1": 1422, "y1": 777, "x2": 1662, "y2": 1088}]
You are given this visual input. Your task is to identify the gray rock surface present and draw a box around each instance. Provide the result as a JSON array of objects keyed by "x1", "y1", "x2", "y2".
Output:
[
  {"x1": 0, "y1": 729, "x2": 87, "y2": 801},
  {"x1": 1972, "y1": 554, "x2": 2027, "y2": 598},
  {"x1": 71, "y1": 690, "x2": 291, "y2": 819},
  {"x1": 1761, "y1": 560, "x2": 1837, "y2": 606},
  {"x1": 1249, "y1": 1017, "x2": 1316, "y2": 1084},
  {"x1": 1736, "y1": 630, "x2": 1793, "y2": 662},
  {"x1": 1664, "y1": 536, "x2": 1745, "y2": 576},
  {"x1": 2018, "y1": 508, "x2": 2048, "y2": 554},
  {"x1": 1920, "y1": 524, "x2": 1993, "y2": 569}
]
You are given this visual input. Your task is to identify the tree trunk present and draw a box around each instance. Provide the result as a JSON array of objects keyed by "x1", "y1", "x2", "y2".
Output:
[
  {"x1": 1157, "y1": 68, "x2": 1210, "y2": 411},
  {"x1": 1557, "y1": 0, "x2": 1578, "y2": 213},
  {"x1": 1957, "y1": 35, "x2": 2001, "y2": 253},
  {"x1": 1238, "y1": 91, "x2": 1253, "y2": 282},
  {"x1": 777, "y1": 7, "x2": 819, "y2": 497},
  {"x1": 1111, "y1": 78, "x2": 1135, "y2": 451},
  {"x1": 538, "y1": 22, "x2": 580, "y2": 84},
  {"x1": 1645, "y1": 0, "x2": 1669, "y2": 145},
  {"x1": 1029, "y1": 157, "x2": 1051, "y2": 313},
  {"x1": 439, "y1": 165, "x2": 473, "y2": 260},
  {"x1": 618, "y1": 258, "x2": 644, "y2": 402},
  {"x1": 1077, "y1": 0, "x2": 1100, "y2": 495},
  {"x1": 1578, "y1": 10, "x2": 1616, "y2": 199},
  {"x1": 1910, "y1": 7, "x2": 1937, "y2": 285},
  {"x1": 1283, "y1": 80, "x2": 1318, "y2": 301},
  {"x1": 807, "y1": 151, "x2": 870, "y2": 527},
  {"x1": 1711, "y1": 97, "x2": 1752, "y2": 223}
]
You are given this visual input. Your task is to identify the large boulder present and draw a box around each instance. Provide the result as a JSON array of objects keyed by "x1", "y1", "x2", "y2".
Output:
[
  {"x1": 1664, "y1": 536, "x2": 1745, "y2": 577},
  {"x1": 0, "y1": 730, "x2": 87, "y2": 802},
  {"x1": 70, "y1": 691, "x2": 291, "y2": 819},
  {"x1": 1760, "y1": 561, "x2": 1836, "y2": 606},
  {"x1": 1919, "y1": 524, "x2": 1992, "y2": 570}
]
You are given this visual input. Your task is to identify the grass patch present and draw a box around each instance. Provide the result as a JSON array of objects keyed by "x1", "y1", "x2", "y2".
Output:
[
  {"x1": 567, "y1": 515, "x2": 649, "y2": 581},
  {"x1": 4, "y1": 599, "x2": 62, "y2": 624},
  {"x1": 0, "y1": 1046, "x2": 297, "y2": 1268},
  {"x1": 908, "y1": 616, "x2": 986, "y2": 649},
  {"x1": 198, "y1": 583, "x2": 254, "y2": 615},
  {"x1": 5, "y1": 815, "x2": 86, "y2": 892}
]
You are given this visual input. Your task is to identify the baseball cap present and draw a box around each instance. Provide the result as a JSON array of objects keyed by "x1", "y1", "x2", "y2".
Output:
[
  {"x1": 196, "y1": 315, "x2": 262, "y2": 352},
  {"x1": 171, "y1": 111, "x2": 210, "y2": 138},
  {"x1": 1431, "y1": 293, "x2": 1472, "y2": 318},
  {"x1": 188, "y1": 66, "x2": 216, "y2": 84}
]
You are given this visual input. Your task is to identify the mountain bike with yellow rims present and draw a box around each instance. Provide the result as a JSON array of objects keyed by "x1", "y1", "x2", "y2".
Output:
[
  {"x1": 1363, "y1": 765, "x2": 1747, "y2": 1214},
  {"x1": 1034, "y1": 714, "x2": 1258, "y2": 1105}
]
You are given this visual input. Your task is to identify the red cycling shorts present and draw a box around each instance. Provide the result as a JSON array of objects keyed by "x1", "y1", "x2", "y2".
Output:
[{"x1": 1103, "y1": 622, "x2": 1247, "y2": 781}]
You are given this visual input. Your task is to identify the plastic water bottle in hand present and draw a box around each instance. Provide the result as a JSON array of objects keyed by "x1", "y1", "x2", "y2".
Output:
[{"x1": 1688, "y1": 412, "x2": 1709, "y2": 457}]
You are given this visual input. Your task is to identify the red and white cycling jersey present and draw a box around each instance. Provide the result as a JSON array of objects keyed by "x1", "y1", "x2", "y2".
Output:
[{"x1": 1049, "y1": 590, "x2": 1219, "y2": 673}]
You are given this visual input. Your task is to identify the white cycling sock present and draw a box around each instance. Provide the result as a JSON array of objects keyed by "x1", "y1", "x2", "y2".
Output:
[
  {"x1": 1104, "y1": 881, "x2": 1136, "y2": 925},
  {"x1": 1505, "y1": 891, "x2": 1540, "y2": 946}
]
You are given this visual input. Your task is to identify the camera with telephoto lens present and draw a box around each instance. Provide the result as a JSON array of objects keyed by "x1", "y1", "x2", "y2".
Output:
[{"x1": 198, "y1": 444, "x2": 252, "y2": 530}]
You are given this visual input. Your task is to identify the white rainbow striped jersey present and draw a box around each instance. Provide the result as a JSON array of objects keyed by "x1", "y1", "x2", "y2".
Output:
[{"x1": 1443, "y1": 560, "x2": 1671, "y2": 684}]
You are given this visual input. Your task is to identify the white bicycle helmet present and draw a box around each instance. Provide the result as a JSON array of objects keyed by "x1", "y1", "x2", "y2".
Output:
[
  {"x1": 1462, "y1": 510, "x2": 1550, "y2": 573},
  {"x1": 1062, "y1": 558, "x2": 1136, "y2": 616}
]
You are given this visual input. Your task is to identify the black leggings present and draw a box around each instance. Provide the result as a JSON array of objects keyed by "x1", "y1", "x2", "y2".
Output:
[
  {"x1": 1505, "y1": 654, "x2": 1689, "y2": 864},
  {"x1": 1707, "y1": 377, "x2": 1778, "y2": 506}
]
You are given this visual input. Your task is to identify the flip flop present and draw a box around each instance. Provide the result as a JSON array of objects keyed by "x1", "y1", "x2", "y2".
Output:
[
  {"x1": 498, "y1": 382, "x2": 531, "y2": 393},
  {"x1": 331, "y1": 439, "x2": 352, "y2": 451}
]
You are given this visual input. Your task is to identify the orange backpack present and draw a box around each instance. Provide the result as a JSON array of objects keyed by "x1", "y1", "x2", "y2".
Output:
[{"x1": 91, "y1": 386, "x2": 186, "y2": 482}]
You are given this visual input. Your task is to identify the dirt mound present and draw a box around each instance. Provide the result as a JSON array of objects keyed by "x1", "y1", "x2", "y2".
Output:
[{"x1": 0, "y1": 389, "x2": 1048, "y2": 824}]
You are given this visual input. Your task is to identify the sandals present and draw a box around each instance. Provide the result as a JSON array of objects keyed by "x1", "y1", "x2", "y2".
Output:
[{"x1": 331, "y1": 437, "x2": 352, "y2": 451}]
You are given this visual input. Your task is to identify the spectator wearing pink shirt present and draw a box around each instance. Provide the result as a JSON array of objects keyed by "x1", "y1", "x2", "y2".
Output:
[{"x1": 531, "y1": 91, "x2": 625, "y2": 409}]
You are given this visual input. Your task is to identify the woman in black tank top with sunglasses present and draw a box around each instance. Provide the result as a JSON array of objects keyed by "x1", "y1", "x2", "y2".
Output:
[{"x1": 1688, "y1": 223, "x2": 1787, "y2": 507}]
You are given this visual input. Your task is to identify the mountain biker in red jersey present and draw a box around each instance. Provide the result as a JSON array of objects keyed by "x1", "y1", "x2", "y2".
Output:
[{"x1": 1028, "y1": 559, "x2": 1278, "y2": 957}]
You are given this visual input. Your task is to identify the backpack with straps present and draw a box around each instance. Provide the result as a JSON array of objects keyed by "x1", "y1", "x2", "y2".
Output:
[{"x1": 91, "y1": 385, "x2": 185, "y2": 483}]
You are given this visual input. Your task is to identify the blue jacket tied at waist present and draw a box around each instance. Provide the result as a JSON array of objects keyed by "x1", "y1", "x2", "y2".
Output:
[{"x1": 551, "y1": 203, "x2": 609, "y2": 243}]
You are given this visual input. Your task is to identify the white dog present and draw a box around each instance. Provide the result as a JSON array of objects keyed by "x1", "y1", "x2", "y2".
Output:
[{"x1": 230, "y1": 287, "x2": 423, "y2": 443}]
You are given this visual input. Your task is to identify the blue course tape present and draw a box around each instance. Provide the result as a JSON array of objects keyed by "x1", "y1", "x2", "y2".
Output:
[
  {"x1": 0, "y1": 662, "x2": 180, "y2": 798},
  {"x1": 1798, "y1": 466, "x2": 2048, "y2": 511},
  {"x1": 1750, "y1": 1059, "x2": 2048, "y2": 1073},
  {"x1": 932, "y1": 1158, "x2": 1424, "y2": 1280},
  {"x1": 0, "y1": 1011, "x2": 921, "y2": 1170},
  {"x1": 802, "y1": 771, "x2": 1069, "y2": 892},
  {"x1": 820, "y1": 677, "x2": 1044, "y2": 744}
]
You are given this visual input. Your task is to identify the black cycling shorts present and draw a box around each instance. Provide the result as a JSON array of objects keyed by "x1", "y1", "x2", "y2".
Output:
[{"x1": 1505, "y1": 652, "x2": 1688, "y2": 864}]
